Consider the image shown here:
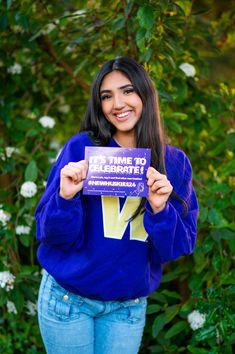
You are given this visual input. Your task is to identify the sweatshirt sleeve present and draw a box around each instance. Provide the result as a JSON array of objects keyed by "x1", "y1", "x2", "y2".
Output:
[
  {"x1": 143, "y1": 148, "x2": 199, "y2": 264},
  {"x1": 35, "y1": 134, "x2": 86, "y2": 248}
]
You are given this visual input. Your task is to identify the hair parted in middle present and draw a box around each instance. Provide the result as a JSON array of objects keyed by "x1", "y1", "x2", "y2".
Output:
[{"x1": 81, "y1": 57, "x2": 166, "y2": 174}]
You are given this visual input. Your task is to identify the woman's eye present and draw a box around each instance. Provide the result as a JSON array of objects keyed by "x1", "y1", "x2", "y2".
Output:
[
  {"x1": 124, "y1": 88, "x2": 134, "y2": 95},
  {"x1": 101, "y1": 95, "x2": 111, "y2": 101}
]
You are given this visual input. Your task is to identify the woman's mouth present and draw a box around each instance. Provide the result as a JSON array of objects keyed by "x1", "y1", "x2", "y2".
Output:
[{"x1": 115, "y1": 110, "x2": 132, "y2": 121}]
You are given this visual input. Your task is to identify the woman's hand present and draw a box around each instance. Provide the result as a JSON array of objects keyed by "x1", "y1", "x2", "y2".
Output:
[
  {"x1": 59, "y1": 160, "x2": 88, "y2": 200},
  {"x1": 146, "y1": 167, "x2": 173, "y2": 214}
]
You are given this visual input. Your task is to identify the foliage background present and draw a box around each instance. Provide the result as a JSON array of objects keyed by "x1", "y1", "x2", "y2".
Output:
[{"x1": 0, "y1": 0, "x2": 234, "y2": 353}]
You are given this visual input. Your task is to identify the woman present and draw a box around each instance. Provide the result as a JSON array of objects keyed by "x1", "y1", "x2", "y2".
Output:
[{"x1": 35, "y1": 57, "x2": 198, "y2": 354}]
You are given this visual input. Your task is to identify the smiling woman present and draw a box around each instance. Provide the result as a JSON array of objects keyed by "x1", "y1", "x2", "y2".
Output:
[{"x1": 35, "y1": 57, "x2": 198, "y2": 354}]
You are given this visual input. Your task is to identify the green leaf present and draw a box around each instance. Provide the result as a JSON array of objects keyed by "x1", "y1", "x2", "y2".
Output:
[
  {"x1": 165, "y1": 321, "x2": 188, "y2": 339},
  {"x1": 147, "y1": 304, "x2": 162, "y2": 314},
  {"x1": 199, "y1": 207, "x2": 208, "y2": 223},
  {"x1": 161, "y1": 270, "x2": 181, "y2": 283},
  {"x1": 11, "y1": 287, "x2": 24, "y2": 314},
  {"x1": 170, "y1": 112, "x2": 188, "y2": 120},
  {"x1": 211, "y1": 229, "x2": 235, "y2": 241},
  {"x1": 24, "y1": 160, "x2": 38, "y2": 182},
  {"x1": 137, "y1": 6, "x2": 154, "y2": 30},
  {"x1": 124, "y1": 0, "x2": 134, "y2": 18},
  {"x1": 140, "y1": 47, "x2": 152, "y2": 62},
  {"x1": 210, "y1": 183, "x2": 231, "y2": 193},
  {"x1": 162, "y1": 290, "x2": 181, "y2": 300},
  {"x1": 221, "y1": 159, "x2": 235, "y2": 176},
  {"x1": 176, "y1": 0, "x2": 192, "y2": 16},
  {"x1": 152, "y1": 313, "x2": 166, "y2": 337},
  {"x1": 221, "y1": 270, "x2": 235, "y2": 285},
  {"x1": 187, "y1": 345, "x2": 209, "y2": 354},
  {"x1": 24, "y1": 198, "x2": 37, "y2": 210},
  {"x1": 111, "y1": 16, "x2": 125, "y2": 32},
  {"x1": 212, "y1": 253, "x2": 222, "y2": 272},
  {"x1": 194, "y1": 326, "x2": 215, "y2": 341},
  {"x1": 149, "y1": 292, "x2": 168, "y2": 303},
  {"x1": 208, "y1": 208, "x2": 228, "y2": 227},
  {"x1": 135, "y1": 28, "x2": 146, "y2": 51},
  {"x1": 19, "y1": 234, "x2": 31, "y2": 247},
  {"x1": 165, "y1": 305, "x2": 180, "y2": 323},
  {"x1": 166, "y1": 119, "x2": 183, "y2": 133}
]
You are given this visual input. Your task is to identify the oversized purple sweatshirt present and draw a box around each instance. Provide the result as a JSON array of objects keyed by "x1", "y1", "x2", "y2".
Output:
[{"x1": 35, "y1": 132, "x2": 198, "y2": 301}]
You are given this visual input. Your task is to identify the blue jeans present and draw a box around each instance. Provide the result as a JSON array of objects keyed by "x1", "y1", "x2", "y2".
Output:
[{"x1": 38, "y1": 271, "x2": 147, "y2": 354}]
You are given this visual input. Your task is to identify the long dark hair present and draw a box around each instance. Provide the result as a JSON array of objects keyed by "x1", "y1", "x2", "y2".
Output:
[{"x1": 80, "y1": 57, "x2": 186, "y2": 218}]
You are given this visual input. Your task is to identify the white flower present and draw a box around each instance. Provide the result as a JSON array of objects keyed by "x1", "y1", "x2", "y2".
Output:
[
  {"x1": 187, "y1": 310, "x2": 206, "y2": 330},
  {"x1": 7, "y1": 63, "x2": 22, "y2": 75},
  {"x1": 5, "y1": 146, "x2": 19, "y2": 158},
  {"x1": 0, "y1": 209, "x2": 11, "y2": 226},
  {"x1": 39, "y1": 116, "x2": 55, "y2": 128},
  {"x1": 0, "y1": 271, "x2": 15, "y2": 291},
  {"x1": 20, "y1": 181, "x2": 37, "y2": 198},
  {"x1": 7, "y1": 301, "x2": 17, "y2": 314},
  {"x1": 26, "y1": 300, "x2": 37, "y2": 316},
  {"x1": 58, "y1": 104, "x2": 70, "y2": 114},
  {"x1": 179, "y1": 62, "x2": 196, "y2": 77},
  {"x1": 16, "y1": 225, "x2": 31, "y2": 235}
]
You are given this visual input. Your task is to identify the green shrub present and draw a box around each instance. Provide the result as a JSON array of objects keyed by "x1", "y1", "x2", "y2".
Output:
[{"x1": 0, "y1": 1, "x2": 234, "y2": 352}]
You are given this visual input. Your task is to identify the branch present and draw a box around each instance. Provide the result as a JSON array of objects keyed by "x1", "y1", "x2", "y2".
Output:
[{"x1": 37, "y1": 36, "x2": 90, "y2": 91}]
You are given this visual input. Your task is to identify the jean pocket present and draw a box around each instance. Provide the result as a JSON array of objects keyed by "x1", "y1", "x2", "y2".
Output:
[
  {"x1": 47, "y1": 279, "x2": 84, "y2": 321},
  {"x1": 115, "y1": 298, "x2": 147, "y2": 324}
]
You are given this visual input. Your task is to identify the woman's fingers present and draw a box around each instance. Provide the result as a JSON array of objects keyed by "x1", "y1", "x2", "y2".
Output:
[
  {"x1": 60, "y1": 160, "x2": 88, "y2": 199},
  {"x1": 147, "y1": 168, "x2": 168, "y2": 187},
  {"x1": 149, "y1": 179, "x2": 172, "y2": 194},
  {"x1": 146, "y1": 167, "x2": 173, "y2": 213},
  {"x1": 61, "y1": 160, "x2": 88, "y2": 183}
]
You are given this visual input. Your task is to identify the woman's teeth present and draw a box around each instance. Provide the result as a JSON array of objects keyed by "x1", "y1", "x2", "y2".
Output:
[{"x1": 116, "y1": 111, "x2": 130, "y2": 118}]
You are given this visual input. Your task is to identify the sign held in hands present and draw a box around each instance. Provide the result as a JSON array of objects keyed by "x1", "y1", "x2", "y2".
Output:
[{"x1": 83, "y1": 146, "x2": 151, "y2": 197}]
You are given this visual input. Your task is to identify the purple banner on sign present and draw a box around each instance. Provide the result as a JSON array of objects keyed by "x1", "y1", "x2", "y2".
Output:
[{"x1": 83, "y1": 146, "x2": 151, "y2": 197}]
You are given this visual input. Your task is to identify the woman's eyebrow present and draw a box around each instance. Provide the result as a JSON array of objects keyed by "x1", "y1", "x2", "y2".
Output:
[{"x1": 100, "y1": 84, "x2": 133, "y2": 94}]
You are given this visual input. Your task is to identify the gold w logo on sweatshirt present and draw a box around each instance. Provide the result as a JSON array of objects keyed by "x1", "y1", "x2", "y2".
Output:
[{"x1": 101, "y1": 196, "x2": 148, "y2": 242}]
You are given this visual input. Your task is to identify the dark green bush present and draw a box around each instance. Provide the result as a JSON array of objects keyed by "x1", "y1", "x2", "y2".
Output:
[{"x1": 0, "y1": 1, "x2": 234, "y2": 352}]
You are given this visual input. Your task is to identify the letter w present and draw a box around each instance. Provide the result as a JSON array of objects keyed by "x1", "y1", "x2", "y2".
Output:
[{"x1": 101, "y1": 196, "x2": 148, "y2": 242}]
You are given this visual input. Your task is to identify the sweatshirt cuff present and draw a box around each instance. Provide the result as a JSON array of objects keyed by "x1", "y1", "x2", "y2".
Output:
[
  {"x1": 55, "y1": 191, "x2": 82, "y2": 210},
  {"x1": 144, "y1": 201, "x2": 171, "y2": 231}
]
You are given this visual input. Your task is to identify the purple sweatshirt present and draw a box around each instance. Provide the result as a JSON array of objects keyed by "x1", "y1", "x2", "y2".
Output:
[{"x1": 35, "y1": 132, "x2": 198, "y2": 301}]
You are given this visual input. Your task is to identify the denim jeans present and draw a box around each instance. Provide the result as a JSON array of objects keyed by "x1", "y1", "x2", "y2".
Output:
[{"x1": 38, "y1": 271, "x2": 147, "y2": 354}]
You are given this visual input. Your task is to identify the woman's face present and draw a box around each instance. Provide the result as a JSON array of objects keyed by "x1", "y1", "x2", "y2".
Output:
[{"x1": 100, "y1": 70, "x2": 143, "y2": 142}]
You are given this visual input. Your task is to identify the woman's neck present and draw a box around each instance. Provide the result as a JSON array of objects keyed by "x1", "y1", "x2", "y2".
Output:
[{"x1": 113, "y1": 132, "x2": 136, "y2": 148}]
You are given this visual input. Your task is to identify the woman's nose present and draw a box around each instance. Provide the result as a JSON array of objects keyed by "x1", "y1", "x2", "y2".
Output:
[{"x1": 113, "y1": 94, "x2": 125, "y2": 109}]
